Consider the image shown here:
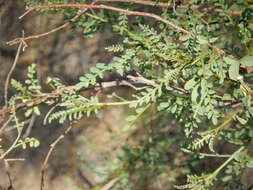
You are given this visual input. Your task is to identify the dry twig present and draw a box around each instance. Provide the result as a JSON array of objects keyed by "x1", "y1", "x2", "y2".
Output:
[
  {"x1": 7, "y1": 1, "x2": 98, "y2": 46},
  {"x1": 97, "y1": 0, "x2": 242, "y2": 16},
  {"x1": 0, "y1": 150, "x2": 14, "y2": 190},
  {"x1": 4, "y1": 35, "x2": 25, "y2": 107},
  {"x1": 15, "y1": 3, "x2": 190, "y2": 34},
  {"x1": 7, "y1": 3, "x2": 225, "y2": 54},
  {"x1": 40, "y1": 124, "x2": 73, "y2": 190}
]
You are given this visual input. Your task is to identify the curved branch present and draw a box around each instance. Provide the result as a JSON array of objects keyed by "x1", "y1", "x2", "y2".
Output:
[
  {"x1": 18, "y1": 3, "x2": 190, "y2": 34},
  {"x1": 98, "y1": 0, "x2": 242, "y2": 16}
]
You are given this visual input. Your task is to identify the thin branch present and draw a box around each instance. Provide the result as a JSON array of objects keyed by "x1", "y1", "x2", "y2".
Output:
[
  {"x1": 99, "y1": 0, "x2": 172, "y2": 7},
  {"x1": 43, "y1": 104, "x2": 59, "y2": 125},
  {"x1": 7, "y1": 22, "x2": 70, "y2": 46},
  {"x1": 0, "y1": 93, "x2": 59, "y2": 116},
  {"x1": 101, "y1": 177, "x2": 119, "y2": 190},
  {"x1": 7, "y1": 3, "x2": 226, "y2": 54},
  {"x1": 0, "y1": 115, "x2": 14, "y2": 134},
  {"x1": 0, "y1": 114, "x2": 24, "y2": 160},
  {"x1": 40, "y1": 124, "x2": 73, "y2": 190},
  {"x1": 23, "y1": 113, "x2": 36, "y2": 138},
  {"x1": 4, "y1": 158, "x2": 25, "y2": 162},
  {"x1": 0, "y1": 150, "x2": 14, "y2": 190},
  {"x1": 76, "y1": 169, "x2": 94, "y2": 188},
  {"x1": 127, "y1": 73, "x2": 156, "y2": 86},
  {"x1": 17, "y1": 3, "x2": 190, "y2": 34},
  {"x1": 7, "y1": 1, "x2": 98, "y2": 46},
  {"x1": 4, "y1": 38, "x2": 23, "y2": 107},
  {"x1": 0, "y1": 77, "x2": 155, "y2": 116},
  {"x1": 97, "y1": 0, "x2": 242, "y2": 16}
]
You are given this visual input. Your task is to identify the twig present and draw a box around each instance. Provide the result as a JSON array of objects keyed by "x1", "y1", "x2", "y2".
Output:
[
  {"x1": 0, "y1": 115, "x2": 14, "y2": 135},
  {"x1": 40, "y1": 124, "x2": 73, "y2": 190},
  {"x1": 4, "y1": 37, "x2": 23, "y2": 107},
  {"x1": 43, "y1": 104, "x2": 59, "y2": 125},
  {"x1": 0, "y1": 93, "x2": 59, "y2": 116},
  {"x1": 0, "y1": 150, "x2": 14, "y2": 190},
  {"x1": 5, "y1": 158, "x2": 25, "y2": 162},
  {"x1": 76, "y1": 169, "x2": 94, "y2": 188},
  {"x1": 7, "y1": 3, "x2": 226, "y2": 54},
  {"x1": 99, "y1": 0, "x2": 172, "y2": 7},
  {"x1": 23, "y1": 113, "x2": 36, "y2": 138},
  {"x1": 127, "y1": 73, "x2": 156, "y2": 86},
  {"x1": 0, "y1": 77, "x2": 156, "y2": 116},
  {"x1": 16, "y1": 3, "x2": 190, "y2": 34},
  {"x1": 19, "y1": 7, "x2": 35, "y2": 19},
  {"x1": 101, "y1": 177, "x2": 119, "y2": 190},
  {"x1": 7, "y1": 1, "x2": 97, "y2": 46},
  {"x1": 121, "y1": 80, "x2": 148, "y2": 90},
  {"x1": 7, "y1": 22, "x2": 70, "y2": 46},
  {"x1": 9, "y1": 3, "x2": 225, "y2": 54},
  {"x1": 97, "y1": 0, "x2": 242, "y2": 16},
  {"x1": 0, "y1": 114, "x2": 24, "y2": 160}
]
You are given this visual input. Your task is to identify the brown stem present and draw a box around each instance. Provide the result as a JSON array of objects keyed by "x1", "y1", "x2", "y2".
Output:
[
  {"x1": 18, "y1": 3, "x2": 190, "y2": 34},
  {"x1": 97, "y1": 0, "x2": 242, "y2": 16}
]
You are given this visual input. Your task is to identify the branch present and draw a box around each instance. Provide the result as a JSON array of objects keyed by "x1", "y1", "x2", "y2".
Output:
[
  {"x1": 7, "y1": 1, "x2": 98, "y2": 46},
  {"x1": 7, "y1": 22, "x2": 70, "y2": 46},
  {"x1": 97, "y1": 0, "x2": 242, "y2": 16},
  {"x1": 17, "y1": 3, "x2": 190, "y2": 34},
  {"x1": 8, "y1": 3, "x2": 225, "y2": 54},
  {"x1": 0, "y1": 76, "x2": 155, "y2": 116},
  {"x1": 4, "y1": 35, "x2": 25, "y2": 106},
  {"x1": 40, "y1": 123, "x2": 73, "y2": 190}
]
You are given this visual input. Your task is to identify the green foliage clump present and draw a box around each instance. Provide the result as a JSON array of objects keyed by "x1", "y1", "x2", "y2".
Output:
[{"x1": 4, "y1": 0, "x2": 253, "y2": 189}]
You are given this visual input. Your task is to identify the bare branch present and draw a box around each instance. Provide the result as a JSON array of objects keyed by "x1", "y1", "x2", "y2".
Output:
[
  {"x1": 97, "y1": 0, "x2": 242, "y2": 16},
  {"x1": 7, "y1": 1, "x2": 98, "y2": 46},
  {"x1": 4, "y1": 37, "x2": 24, "y2": 107},
  {"x1": 16, "y1": 3, "x2": 190, "y2": 34},
  {"x1": 40, "y1": 124, "x2": 73, "y2": 190}
]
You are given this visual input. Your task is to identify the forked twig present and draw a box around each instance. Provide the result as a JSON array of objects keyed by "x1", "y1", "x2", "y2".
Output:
[
  {"x1": 0, "y1": 150, "x2": 14, "y2": 190},
  {"x1": 7, "y1": 1, "x2": 97, "y2": 46},
  {"x1": 40, "y1": 123, "x2": 73, "y2": 190}
]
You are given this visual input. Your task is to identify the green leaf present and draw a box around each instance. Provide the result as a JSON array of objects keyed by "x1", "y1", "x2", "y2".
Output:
[
  {"x1": 25, "y1": 109, "x2": 33, "y2": 117},
  {"x1": 90, "y1": 67, "x2": 100, "y2": 74},
  {"x1": 235, "y1": 115, "x2": 247, "y2": 125},
  {"x1": 246, "y1": 160, "x2": 253, "y2": 168},
  {"x1": 136, "y1": 107, "x2": 146, "y2": 114},
  {"x1": 223, "y1": 56, "x2": 238, "y2": 65},
  {"x1": 191, "y1": 85, "x2": 199, "y2": 103},
  {"x1": 228, "y1": 62, "x2": 240, "y2": 80},
  {"x1": 223, "y1": 56, "x2": 240, "y2": 79},
  {"x1": 197, "y1": 35, "x2": 208, "y2": 44},
  {"x1": 158, "y1": 102, "x2": 170, "y2": 110},
  {"x1": 209, "y1": 37, "x2": 218, "y2": 43},
  {"x1": 200, "y1": 79, "x2": 207, "y2": 99},
  {"x1": 126, "y1": 115, "x2": 137, "y2": 122},
  {"x1": 240, "y1": 56, "x2": 253, "y2": 67},
  {"x1": 184, "y1": 78, "x2": 198, "y2": 90},
  {"x1": 179, "y1": 34, "x2": 190, "y2": 41},
  {"x1": 122, "y1": 125, "x2": 131, "y2": 131},
  {"x1": 222, "y1": 176, "x2": 232, "y2": 182},
  {"x1": 34, "y1": 106, "x2": 41, "y2": 116}
]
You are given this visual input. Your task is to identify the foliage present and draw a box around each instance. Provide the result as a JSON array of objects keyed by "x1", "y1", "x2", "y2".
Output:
[{"x1": 2, "y1": 0, "x2": 253, "y2": 189}]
